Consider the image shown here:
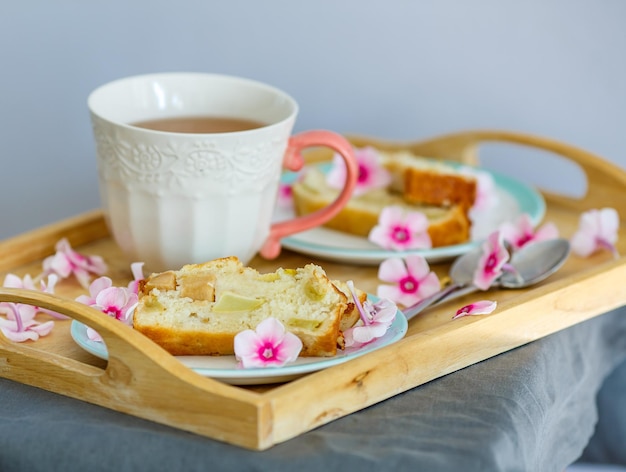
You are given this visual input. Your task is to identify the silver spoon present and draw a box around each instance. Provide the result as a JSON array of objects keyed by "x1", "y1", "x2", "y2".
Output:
[{"x1": 403, "y1": 237, "x2": 571, "y2": 321}]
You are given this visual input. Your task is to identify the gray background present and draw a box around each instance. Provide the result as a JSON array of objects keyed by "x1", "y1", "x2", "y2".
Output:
[{"x1": 1, "y1": 0, "x2": 625, "y2": 240}]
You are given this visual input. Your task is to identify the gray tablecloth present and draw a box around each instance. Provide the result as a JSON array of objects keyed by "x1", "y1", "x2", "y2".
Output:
[{"x1": 1, "y1": 306, "x2": 625, "y2": 472}]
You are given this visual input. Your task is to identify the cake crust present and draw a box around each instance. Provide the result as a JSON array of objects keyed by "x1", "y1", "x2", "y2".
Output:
[
  {"x1": 291, "y1": 166, "x2": 472, "y2": 247},
  {"x1": 133, "y1": 257, "x2": 355, "y2": 357}
]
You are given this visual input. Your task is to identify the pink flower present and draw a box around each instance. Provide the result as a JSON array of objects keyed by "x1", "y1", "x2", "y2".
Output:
[
  {"x1": 0, "y1": 304, "x2": 54, "y2": 342},
  {"x1": 499, "y1": 213, "x2": 559, "y2": 250},
  {"x1": 275, "y1": 171, "x2": 304, "y2": 210},
  {"x1": 473, "y1": 231, "x2": 510, "y2": 290},
  {"x1": 460, "y1": 166, "x2": 498, "y2": 214},
  {"x1": 369, "y1": 206, "x2": 432, "y2": 251},
  {"x1": 127, "y1": 262, "x2": 145, "y2": 295},
  {"x1": 0, "y1": 273, "x2": 60, "y2": 342},
  {"x1": 377, "y1": 255, "x2": 441, "y2": 307},
  {"x1": 234, "y1": 318, "x2": 302, "y2": 368},
  {"x1": 0, "y1": 238, "x2": 112, "y2": 343},
  {"x1": 0, "y1": 274, "x2": 39, "y2": 321},
  {"x1": 326, "y1": 146, "x2": 391, "y2": 196},
  {"x1": 92, "y1": 287, "x2": 137, "y2": 323},
  {"x1": 344, "y1": 280, "x2": 397, "y2": 347},
  {"x1": 453, "y1": 300, "x2": 498, "y2": 320},
  {"x1": 570, "y1": 208, "x2": 620, "y2": 259},
  {"x1": 0, "y1": 273, "x2": 65, "y2": 319},
  {"x1": 76, "y1": 276, "x2": 137, "y2": 342},
  {"x1": 276, "y1": 182, "x2": 295, "y2": 208},
  {"x1": 76, "y1": 276, "x2": 114, "y2": 306},
  {"x1": 41, "y1": 238, "x2": 108, "y2": 288},
  {"x1": 1, "y1": 273, "x2": 37, "y2": 291}
]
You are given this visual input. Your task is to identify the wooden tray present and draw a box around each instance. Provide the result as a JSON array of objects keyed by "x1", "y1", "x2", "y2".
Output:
[{"x1": 1, "y1": 130, "x2": 626, "y2": 451}]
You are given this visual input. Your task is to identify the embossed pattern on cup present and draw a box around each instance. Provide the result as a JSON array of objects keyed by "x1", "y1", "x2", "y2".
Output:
[
  {"x1": 89, "y1": 74, "x2": 296, "y2": 270},
  {"x1": 89, "y1": 73, "x2": 357, "y2": 272}
]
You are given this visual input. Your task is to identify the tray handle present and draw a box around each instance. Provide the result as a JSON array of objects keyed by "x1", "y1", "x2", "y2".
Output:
[
  {"x1": 0, "y1": 287, "x2": 244, "y2": 394},
  {"x1": 348, "y1": 129, "x2": 626, "y2": 219},
  {"x1": 0, "y1": 287, "x2": 268, "y2": 448}
]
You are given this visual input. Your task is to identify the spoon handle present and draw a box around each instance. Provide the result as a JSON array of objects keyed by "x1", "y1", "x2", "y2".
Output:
[
  {"x1": 403, "y1": 283, "x2": 480, "y2": 321},
  {"x1": 403, "y1": 282, "x2": 462, "y2": 321}
]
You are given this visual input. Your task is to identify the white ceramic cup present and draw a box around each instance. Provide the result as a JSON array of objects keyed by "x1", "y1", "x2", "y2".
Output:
[{"x1": 88, "y1": 72, "x2": 357, "y2": 272}]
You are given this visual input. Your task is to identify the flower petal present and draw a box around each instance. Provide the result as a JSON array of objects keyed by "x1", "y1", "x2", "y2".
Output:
[
  {"x1": 41, "y1": 274, "x2": 59, "y2": 294},
  {"x1": 376, "y1": 284, "x2": 406, "y2": 305},
  {"x1": 87, "y1": 327, "x2": 103, "y2": 342},
  {"x1": 272, "y1": 332, "x2": 302, "y2": 364},
  {"x1": 534, "y1": 221, "x2": 560, "y2": 242},
  {"x1": 597, "y1": 208, "x2": 619, "y2": 243},
  {"x1": 453, "y1": 300, "x2": 498, "y2": 319},
  {"x1": 499, "y1": 213, "x2": 559, "y2": 249},
  {"x1": 75, "y1": 294, "x2": 95, "y2": 305},
  {"x1": 95, "y1": 287, "x2": 129, "y2": 312},
  {"x1": 570, "y1": 229, "x2": 596, "y2": 257},
  {"x1": 254, "y1": 318, "x2": 286, "y2": 346},
  {"x1": 404, "y1": 254, "x2": 433, "y2": 279},
  {"x1": 378, "y1": 206, "x2": 405, "y2": 228},
  {"x1": 351, "y1": 324, "x2": 386, "y2": 344},
  {"x1": 404, "y1": 211, "x2": 429, "y2": 234},
  {"x1": 9, "y1": 303, "x2": 37, "y2": 323},
  {"x1": 377, "y1": 258, "x2": 409, "y2": 283},
  {"x1": 377, "y1": 256, "x2": 439, "y2": 307},
  {"x1": 416, "y1": 272, "x2": 442, "y2": 299},
  {"x1": 43, "y1": 252, "x2": 73, "y2": 278},
  {"x1": 1, "y1": 327, "x2": 39, "y2": 342},
  {"x1": 325, "y1": 153, "x2": 349, "y2": 190},
  {"x1": 130, "y1": 262, "x2": 145, "y2": 282},
  {"x1": 28, "y1": 320, "x2": 55, "y2": 337},
  {"x1": 368, "y1": 298, "x2": 398, "y2": 323},
  {"x1": 89, "y1": 276, "x2": 113, "y2": 298},
  {"x1": 570, "y1": 208, "x2": 620, "y2": 258},
  {"x1": 460, "y1": 166, "x2": 498, "y2": 213},
  {"x1": 3, "y1": 273, "x2": 27, "y2": 289},
  {"x1": 74, "y1": 269, "x2": 94, "y2": 290},
  {"x1": 343, "y1": 327, "x2": 357, "y2": 347},
  {"x1": 233, "y1": 329, "x2": 262, "y2": 360},
  {"x1": 405, "y1": 232, "x2": 432, "y2": 250},
  {"x1": 473, "y1": 231, "x2": 509, "y2": 290},
  {"x1": 277, "y1": 182, "x2": 295, "y2": 208},
  {"x1": 327, "y1": 146, "x2": 390, "y2": 196},
  {"x1": 367, "y1": 225, "x2": 392, "y2": 249}
]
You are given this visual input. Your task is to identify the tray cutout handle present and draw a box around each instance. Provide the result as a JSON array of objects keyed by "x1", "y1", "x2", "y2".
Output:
[
  {"x1": 0, "y1": 288, "x2": 270, "y2": 449},
  {"x1": 0, "y1": 288, "x2": 237, "y2": 393},
  {"x1": 405, "y1": 130, "x2": 626, "y2": 219}
]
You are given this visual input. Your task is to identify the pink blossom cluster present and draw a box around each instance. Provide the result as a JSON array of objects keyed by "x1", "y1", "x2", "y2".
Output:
[
  {"x1": 0, "y1": 273, "x2": 61, "y2": 341},
  {"x1": 570, "y1": 208, "x2": 620, "y2": 259},
  {"x1": 75, "y1": 262, "x2": 144, "y2": 342},
  {"x1": 0, "y1": 238, "x2": 107, "y2": 342},
  {"x1": 343, "y1": 280, "x2": 397, "y2": 347}
]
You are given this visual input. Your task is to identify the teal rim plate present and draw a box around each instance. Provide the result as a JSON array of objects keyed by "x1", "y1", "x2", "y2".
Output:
[
  {"x1": 70, "y1": 295, "x2": 408, "y2": 386},
  {"x1": 274, "y1": 162, "x2": 546, "y2": 265}
]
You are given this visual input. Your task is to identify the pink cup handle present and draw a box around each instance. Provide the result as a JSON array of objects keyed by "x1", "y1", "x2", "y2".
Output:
[{"x1": 259, "y1": 130, "x2": 358, "y2": 259}]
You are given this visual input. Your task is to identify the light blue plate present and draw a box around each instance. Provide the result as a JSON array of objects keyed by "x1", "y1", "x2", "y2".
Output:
[
  {"x1": 70, "y1": 295, "x2": 408, "y2": 385},
  {"x1": 276, "y1": 162, "x2": 546, "y2": 265}
]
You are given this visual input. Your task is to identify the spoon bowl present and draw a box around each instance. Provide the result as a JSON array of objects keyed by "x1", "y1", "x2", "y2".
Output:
[
  {"x1": 450, "y1": 237, "x2": 571, "y2": 288},
  {"x1": 506, "y1": 238, "x2": 571, "y2": 285},
  {"x1": 403, "y1": 238, "x2": 571, "y2": 321}
]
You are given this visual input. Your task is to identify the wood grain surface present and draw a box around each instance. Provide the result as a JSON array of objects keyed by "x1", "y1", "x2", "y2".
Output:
[{"x1": 0, "y1": 130, "x2": 625, "y2": 450}]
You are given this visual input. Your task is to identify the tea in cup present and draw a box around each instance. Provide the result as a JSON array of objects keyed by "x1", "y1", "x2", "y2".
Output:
[{"x1": 88, "y1": 72, "x2": 357, "y2": 271}]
